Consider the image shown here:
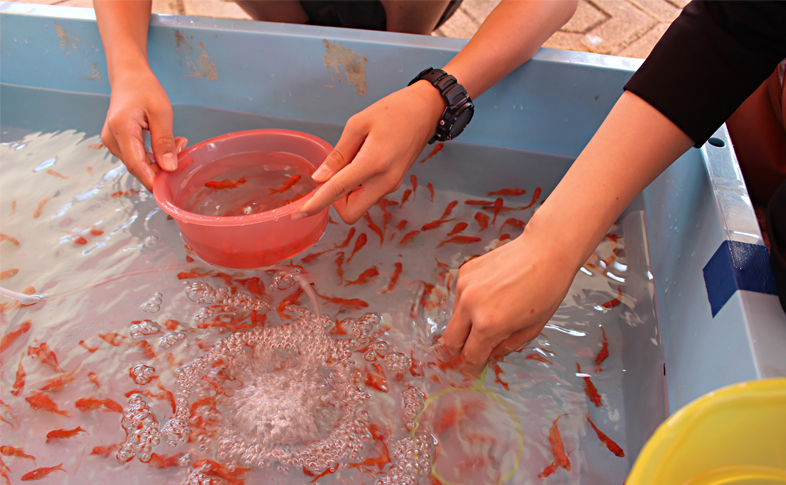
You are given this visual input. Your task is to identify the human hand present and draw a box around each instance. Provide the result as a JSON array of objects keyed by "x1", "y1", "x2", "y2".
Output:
[
  {"x1": 440, "y1": 227, "x2": 578, "y2": 371},
  {"x1": 294, "y1": 81, "x2": 444, "y2": 223},
  {"x1": 101, "y1": 67, "x2": 188, "y2": 191}
]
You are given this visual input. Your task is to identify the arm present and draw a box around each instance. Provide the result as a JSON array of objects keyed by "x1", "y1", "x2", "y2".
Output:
[
  {"x1": 442, "y1": 91, "x2": 693, "y2": 368},
  {"x1": 94, "y1": 0, "x2": 187, "y2": 190},
  {"x1": 294, "y1": 0, "x2": 578, "y2": 223}
]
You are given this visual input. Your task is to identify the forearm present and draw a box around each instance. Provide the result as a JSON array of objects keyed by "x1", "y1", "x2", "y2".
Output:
[
  {"x1": 445, "y1": 0, "x2": 577, "y2": 99},
  {"x1": 94, "y1": 0, "x2": 153, "y2": 85},
  {"x1": 527, "y1": 91, "x2": 693, "y2": 271}
]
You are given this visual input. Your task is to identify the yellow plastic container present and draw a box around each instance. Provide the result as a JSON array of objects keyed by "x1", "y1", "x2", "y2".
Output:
[{"x1": 627, "y1": 378, "x2": 786, "y2": 485}]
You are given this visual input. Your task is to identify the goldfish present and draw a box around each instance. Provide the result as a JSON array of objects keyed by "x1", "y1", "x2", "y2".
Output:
[
  {"x1": 421, "y1": 219, "x2": 453, "y2": 231},
  {"x1": 447, "y1": 222, "x2": 468, "y2": 237},
  {"x1": 400, "y1": 189, "x2": 412, "y2": 208},
  {"x1": 438, "y1": 200, "x2": 458, "y2": 220},
  {"x1": 464, "y1": 199, "x2": 495, "y2": 206},
  {"x1": 601, "y1": 285, "x2": 623, "y2": 308},
  {"x1": 0, "y1": 446, "x2": 35, "y2": 463},
  {"x1": 307, "y1": 464, "x2": 338, "y2": 483},
  {"x1": 0, "y1": 233, "x2": 20, "y2": 246},
  {"x1": 346, "y1": 232, "x2": 367, "y2": 263},
  {"x1": 525, "y1": 353, "x2": 554, "y2": 366},
  {"x1": 491, "y1": 197, "x2": 503, "y2": 224},
  {"x1": 27, "y1": 342, "x2": 64, "y2": 373},
  {"x1": 521, "y1": 187, "x2": 542, "y2": 209},
  {"x1": 0, "y1": 399, "x2": 17, "y2": 428},
  {"x1": 490, "y1": 362, "x2": 510, "y2": 391},
  {"x1": 313, "y1": 288, "x2": 369, "y2": 312},
  {"x1": 86, "y1": 166, "x2": 94, "y2": 175},
  {"x1": 0, "y1": 269, "x2": 19, "y2": 281},
  {"x1": 499, "y1": 217, "x2": 525, "y2": 233},
  {"x1": 74, "y1": 236, "x2": 88, "y2": 245},
  {"x1": 410, "y1": 174, "x2": 418, "y2": 197},
  {"x1": 334, "y1": 227, "x2": 356, "y2": 249},
  {"x1": 75, "y1": 397, "x2": 123, "y2": 413},
  {"x1": 586, "y1": 413, "x2": 625, "y2": 457},
  {"x1": 97, "y1": 332, "x2": 126, "y2": 346},
  {"x1": 147, "y1": 452, "x2": 184, "y2": 469},
  {"x1": 345, "y1": 266, "x2": 380, "y2": 286},
  {"x1": 191, "y1": 459, "x2": 249, "y2": 485},
  {"x1": 269, "y1": 174, "x2": 301, "y2": 194},
  {"x1": 25, "y1": 392, "x2": 69, "y2": 417},
  {"x1": 88, "y1": 143, "x2": 104, "y2": 150},
  {"x1": 378, "y1": 199, "x2": 397, "y2": 231},
  {"x1": 39, "y1": 367, "x2": 80, "y2": 392},
  {"x1": 437, "y1": 235, "x2": 482, "y2": 248},
  {"x1": 417, "y1": 143, "x2": 444, "y2": 164},
  {"x1": 300, "y1": 248, "x2": 333, "y2": 264},
  {"x1": 334, "y1": 252, "x2": 345, "y2": 283},
  {"x1": 204, "y1": 175, "x2": 247, "y2": 191},
  {"x1": 33, "y1": 193, "x2": 57, "y2": 219},
  {"x1": 46, "y1": 169, "x2": 68, "y2": 179},
  {"x1": 89, "y1": 227, "x2": 103, "y2": 236},
  {"x1": 595, "y1": 326, "x2": 609, "y2": 370},
  {"x1": 89, "y1": 443, "x2": 120, "y2": 458},
  {"x1": 110, "y1": 189, "x2": 140, "y2": 198},
  {"x1": 381, "y1": 262, "x2": 403, "y2": 294},
  {"x1": 364, "y1": 213, "x2": 384, "y2": 246},
  {"x1": 78, "y1": 340, "x2": 99, "y2": 353},
  {"x1": 328, "y1": 215, "x2": 338, "y2": 224},
  {"x1": 136, "y1": 340, "x2": 156, "y2": 359},
  {"x1": 11, "y1": 360, "x2": 25, "y2": 396},
  {"x1": 364, "y1": 363, "x2": 389, "y2": 392},
  {"x1": 427, "y1": 183, "x2": 435, "y2": 201},
  {"x1": 9, "y1": 200, "x2": 16, "y2": 216},
  {"x1": 0, "y1": 320, "x2": 32, "y2": 355},
  {"x1": 176, "y1": 268, "x2": 213, "y2": 279},
  {"x1": 542, "y1": 414, "x2": 570, "y2": 475},
  {"x1": 474, "y1": 212, "x2": 489, "y2": 231},
  {"x1": 577, "y1": 363, "x2": 602, "y2": 407},
  {"x1": 487, "y1": 188, "x2": 525, "y2": 197},
  {"x1": 277, "y1": 287, "x2": 304, "y2": 320},
  {"x1": 46, "y1": 426, "x2": 87, "y2": 443},
  {"x1": 20, "y1": 463, "x2": 65, "y2": 481},
  {"x1": 88, "y1": 372, "x2": 101, "y2": 389},
  {"x1": 398, "y1": 230, "x2": 420, "y2": 245}
]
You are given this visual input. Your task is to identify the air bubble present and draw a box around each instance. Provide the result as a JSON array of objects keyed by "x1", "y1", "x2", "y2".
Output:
[
  {"x1": 129, "y1": 320, "x2": 161, "y2": 341},
  {"x1": 140, "y1": 292, "x2": 163, "y2": 313},
  {"x1": 159, "y1": 331, "x2": 186, "y2": 349},
  {"x1": 129, "y1": 364, "x2": 156, "y2": 385}
]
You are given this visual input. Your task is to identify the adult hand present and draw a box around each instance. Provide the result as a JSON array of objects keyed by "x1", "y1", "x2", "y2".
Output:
[
  {"x1": 101, "y1": 67, "x2": 188, "y2": 191},
  {"x1": 440, "y1": 226, "x2": 578, "y2": 371},
  {"x1": 294, "y1": 81, "x2": 444, "y2": 223}
]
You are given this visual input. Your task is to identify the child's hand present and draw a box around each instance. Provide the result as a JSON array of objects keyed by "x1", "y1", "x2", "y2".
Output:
[
  {"x1": 101, "y1": 67, "x2": 187, "y2": 190},
  {"x1": 293, "y1": 81, "x2": 444, "y2": 223}
]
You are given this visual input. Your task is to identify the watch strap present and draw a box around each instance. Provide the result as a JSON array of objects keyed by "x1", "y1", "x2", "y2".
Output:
[{"x1": 409, "y1": 67, "x2": 474, "y2": 144}]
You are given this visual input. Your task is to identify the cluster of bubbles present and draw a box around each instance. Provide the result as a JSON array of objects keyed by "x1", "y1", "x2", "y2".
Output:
[
  {"x1": 270, "y1": 269, "x2": 300, "y2": 291},
  {"x1": 363, "y1": 341, "x2": 388, "y2": 361},
  {"x1": 186, "y1": 281, "x2": 270, "y2": 316},
  {"x1": 375, "y1": 432, "x2": 435, "y2": 485},
  {"x1": 140, "y1": 292, "x2": 163, "y2": 313},
  {"x1": 168, "y1": 309, "x2": 373, "y2": 474},
  {"x1": 130, "y1": 320, "x2": 162, "y2": 342},
  {"x1": 384, "y1": 351, "x2": 412, "y2": 375},
  {"x1": 118, "y1": 393, "x2": 161, "y2": 463},
  {"x1": 401, "y1": 387, "x2": 426, "y2": 424},
  {"x1": 159, "y1": 330, "x2": 187, "y2": 349},
  {"x1": 130, "y1": 364, "x2": 156, "y2": 385}
]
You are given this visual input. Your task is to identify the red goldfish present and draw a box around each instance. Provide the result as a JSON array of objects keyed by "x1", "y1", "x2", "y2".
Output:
[
  {"x1": 204, "y1": 176, "x2": 246, "y2": 191},
  {"x1": 381, "y1": 262, "x2": 403, "y2": 293},
  {"x1": 487, "y1": 188, "x2": 525, "y2": 197},
  {"x1": 11, "y1": 361, "x2": 25, "y2": 396},
  {"x1": 364, "y1": 213, "x2": 384, "y2": 246},
  {"x1": 269, "y1": 174, "x2": 302, "y2": 194},
  {"x1": 21, "y1": 463, "x2": 65, "y2": 481},
  {"x1": 346, "y1": 232, "x2": 368, "y2": 263},
  {"x1": 427, "y1": 183, "x2": 434, "y2": 201},
  {"x1": 577, "y1": 363, "x2": 602, "y2": 407},
  {"x1": 33, "y1": 193, "x2": 57, "y2": 218},
  {"x1": 0, "y1": 320, "x2": 31, "y2": 355},
  {"x1": 345, "y1": 266, "x2": 380, "y2": 286},
  {"x1": 474, "y1": 212, "x2": 489, "y2": 231},
  {"x1": 601, "y1": 285, "x2": 623, "y2": 308},
  {"x1": 447, "y1": 222, "x2": 468, "y2": 237},
  {"x1": 595, "y1": 326, "x2": 609, "y2": 370},
  {"x1": 39, "y1": 366, "x2": 79, "y2": 392},
  {"x1": 0, "y1": 269, "x2": 19, "y2": 280},
  {"x1": 25, "y1": 392, "x2": 69, "y2": 417},
  {"x1": 437, "y1": 235, "x2": 481, "y2": 248},
  {"x1": 334, "y1": 227, "x2": 356, "y2": 249},
  {"x1": 400, "y1": 189, "x2": 412, "y2": 208},
  {"x1": 27, "y1": 342, "x2": 64, "y2": 373},
  {"x1": 586, "y1": 413, "x2": 625, "y2": 457},
  {"x1": 0, "y1": 233, "x2": 20, "y2": 246},
  {"x1": 522, "y1": 187, "x2": 542, "y2": 209},
  {"x1": 46, "y1": 426, "x2": 87, "y2": 443},
  {"x1": 417, "y1": 143, "x2": 444, "y2": 164}
]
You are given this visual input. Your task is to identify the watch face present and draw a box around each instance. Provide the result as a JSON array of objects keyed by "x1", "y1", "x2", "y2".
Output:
[{"x1": 448, "y1": 104, "x2": 474, "y2": 138}]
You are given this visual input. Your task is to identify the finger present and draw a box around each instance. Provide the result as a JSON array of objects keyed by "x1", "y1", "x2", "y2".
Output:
[
  {"x1": 295, "y1": 151, "x2": 379, "y2": 221},
  {"x1": 175, "y1": 137, "x2": 189, "y2": 154},
  {"x1": 311, "y1": 119, "x2": 367, "y2": 182},
  {"x1": 489, "y1": 326, "x2": 541, "y2": 361},
  {"x1": 440, "y1": 299, "x2": 473, "y2": 353},
  {"x1": 116, "y1": 123, "x2": 156, "y2": 191},
  {"x1": 101, "y1": 125, "x2": 123, "y2": 161},
  {"x1": 332, "y1": 175, "x2": 392, "y2": 223},
  {"x1": 148, "y1": 107, "x2": 177, "y2": 171},
  {"x1": 461, "y1": 321, "x2": 504, "y2": 368}
]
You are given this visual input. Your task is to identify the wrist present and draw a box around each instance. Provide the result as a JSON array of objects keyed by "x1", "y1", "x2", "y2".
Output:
[
  {"x1": 408, "y1": 80, "x2": 447, "y2": 123},
  {"x1": 106, "y1": 52, "x2": 150, "y2": 86}
]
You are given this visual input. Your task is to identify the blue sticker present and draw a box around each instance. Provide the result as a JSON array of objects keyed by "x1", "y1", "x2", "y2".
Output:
[{"x1": 703, "y1": 240, "x2": 778, "y2": 317}]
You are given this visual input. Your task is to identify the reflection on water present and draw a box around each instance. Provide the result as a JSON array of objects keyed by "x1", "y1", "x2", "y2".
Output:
[{"x1": 0, "y1": 124, "x2": 648, "y2": 484}]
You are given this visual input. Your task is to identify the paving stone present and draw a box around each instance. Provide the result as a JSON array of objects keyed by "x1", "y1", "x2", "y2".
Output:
[
  {"x1": 53, "y1": 0, "x2": 94, "y2": 9},
  {"x1": 666, "y1": 0, "x2": 690, "y2": 8},
  {"x1": 460, "y1": 0, "x2": 500, "y2": 25},
  {"x1": 542, "y1": 31, "x2": 592, "y2": 53},
  {"x1": 581, "y1": 0, "x2": 657, "y2": 54},
  {"x1": 561, "y1": 0, "x2": 607, "y2": 34},
  {"x1": 629, "y1": 0, "x2": 682, "y2": 22},
  {"x1": 433, "y1": 7, "x2": 478, "y2": 39},
  {"x1": 152, "y1": 0, "x2": 184, "y2": 16},
  {"x1": 183, "y1": 0, "x2": 251, "y2": 19},
  {"x1": 617, "y1": 21, "x2": 669, "y2": 59}
]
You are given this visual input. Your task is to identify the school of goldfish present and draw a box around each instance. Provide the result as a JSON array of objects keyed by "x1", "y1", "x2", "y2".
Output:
[{"x1": 0, "y1": 131, "x2": 635, "y2": 484}]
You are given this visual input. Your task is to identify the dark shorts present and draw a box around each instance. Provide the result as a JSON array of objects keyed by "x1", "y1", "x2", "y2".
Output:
[{"x1": 300, "y1": 0, "x2": 462, "y2": 31}]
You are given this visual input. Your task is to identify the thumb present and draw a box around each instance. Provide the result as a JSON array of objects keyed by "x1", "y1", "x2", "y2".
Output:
[
  {"x1": 148, "y1": 109, "x2": 177, "y2": 171},
  {"x1": 311, "y1": 119, "x2": 366, "y2": 183}
]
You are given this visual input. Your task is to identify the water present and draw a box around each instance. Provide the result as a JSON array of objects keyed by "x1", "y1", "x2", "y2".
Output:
[
  {"x1": 0, "y1": 94, "x2": 662, "y2": 484},
  {"x1": 175, "y1": 152, "x2": 317, "y2": 217}
]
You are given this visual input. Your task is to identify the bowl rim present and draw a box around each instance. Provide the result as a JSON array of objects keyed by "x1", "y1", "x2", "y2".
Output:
[{"x1": 152, "y1": 129, "x2": 331, "y2": 227}]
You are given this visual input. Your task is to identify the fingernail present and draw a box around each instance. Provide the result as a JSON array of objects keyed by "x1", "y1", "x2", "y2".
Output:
[
  {"x1": 162, "y1": 153, "x2": 177, "y2": 171},
  {"x1": 312, "y1": 165, "x2": 329, "y2": 182},
  {"x1": 291, "y1": 211, "x2": 308, "y2": 222}
]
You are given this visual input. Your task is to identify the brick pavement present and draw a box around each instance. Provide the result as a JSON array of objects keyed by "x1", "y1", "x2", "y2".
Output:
[{"x1": 10, "y1": 0, "x2": 687, "y2": 60}]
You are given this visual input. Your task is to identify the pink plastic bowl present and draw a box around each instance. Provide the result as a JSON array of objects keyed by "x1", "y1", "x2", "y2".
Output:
[{"x1": 153, "y1": 129, "x2": 331, "y2": 269}]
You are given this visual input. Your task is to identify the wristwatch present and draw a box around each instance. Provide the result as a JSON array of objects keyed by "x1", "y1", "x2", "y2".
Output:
[{"x1": 408, "y1": 67, "x2": 474, "y2": 144}]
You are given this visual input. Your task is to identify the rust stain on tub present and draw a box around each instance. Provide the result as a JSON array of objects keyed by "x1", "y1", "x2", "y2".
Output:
[
  {"x1": 81, "y1": 61, "x2": 102, "y2": 81},
  {"x1": 54, "y1": 23, "x2": 79, "y2": 53},
  {"x1": 323, "y1": 40, "x2": 367, "y2": 96},
  {"x1": 174, "y1": 30, "x2": 217, "y2": 81}
]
